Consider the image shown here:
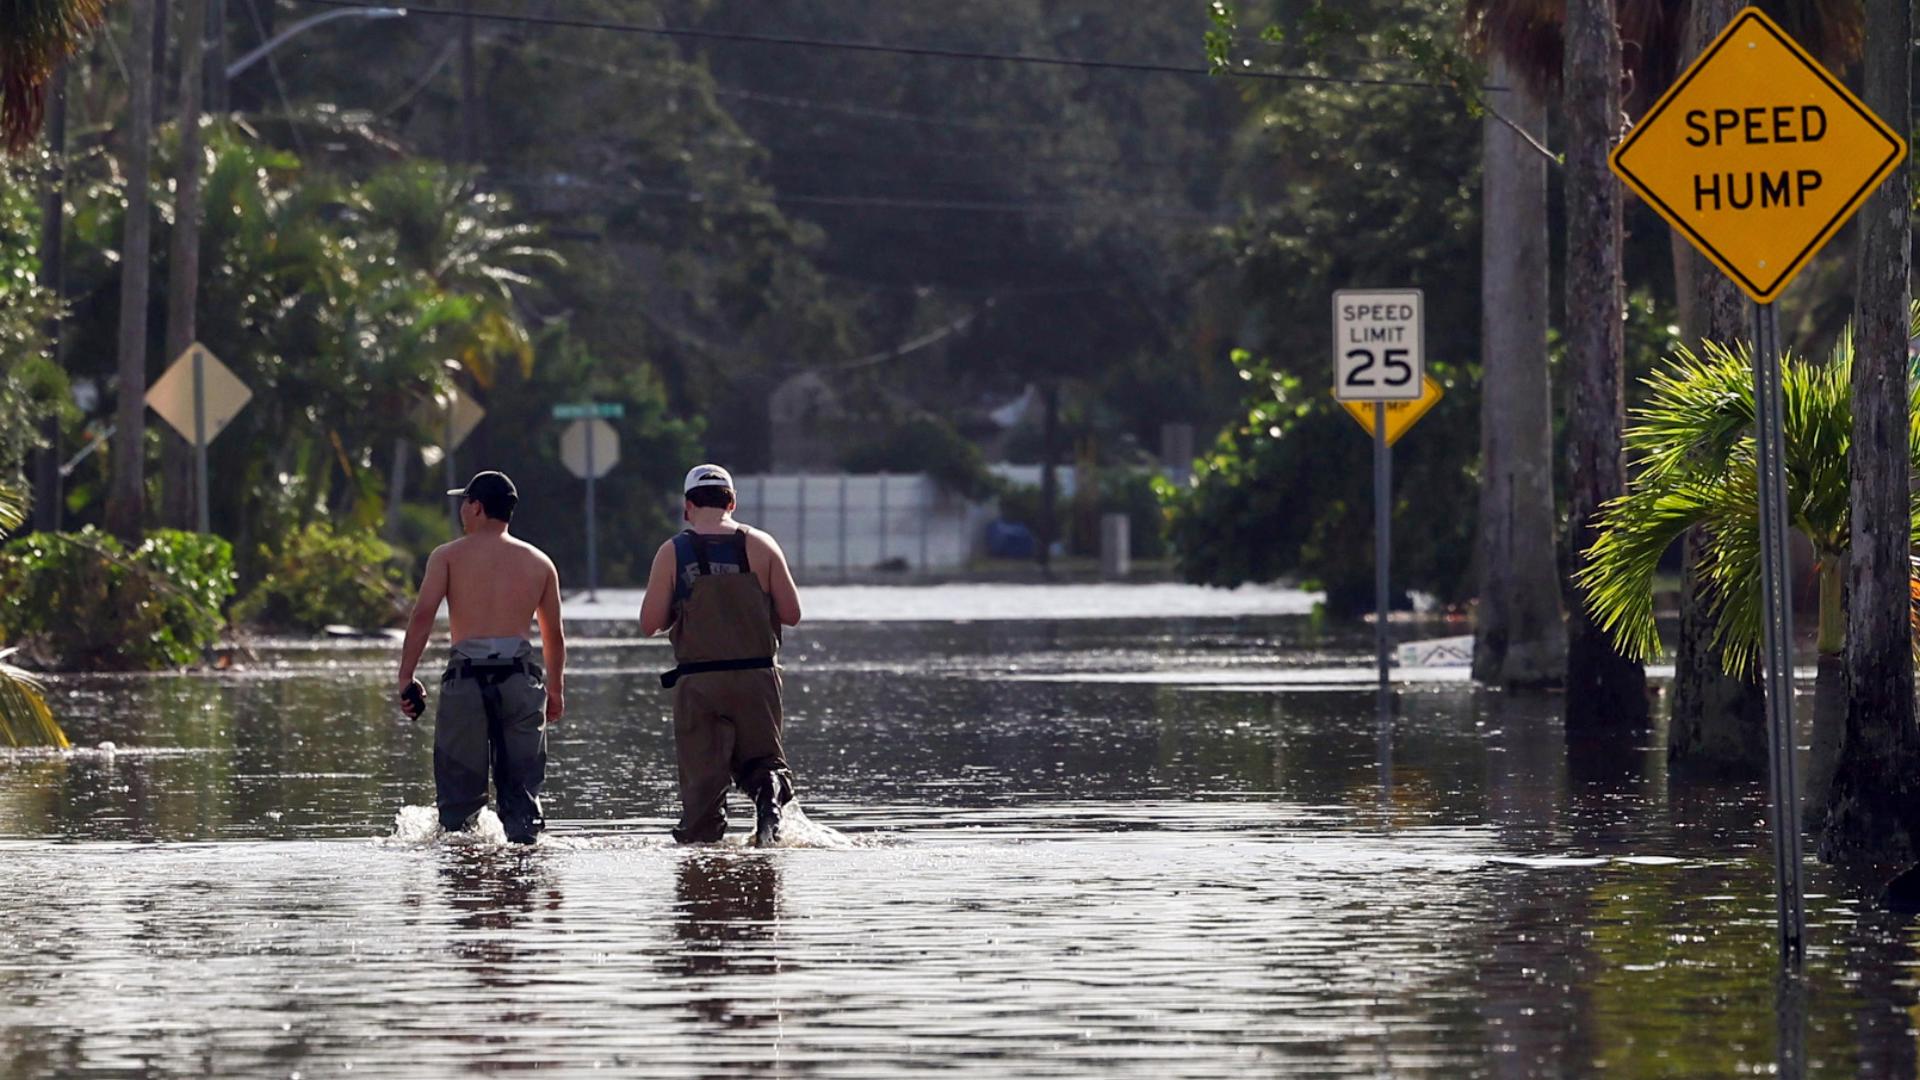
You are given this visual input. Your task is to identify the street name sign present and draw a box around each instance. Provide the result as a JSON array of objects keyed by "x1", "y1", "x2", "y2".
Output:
[
  {"x1": 1609, "y1": 7, "x2": 1905, "y2": 303},
  {"x1": 1335, "y1": 376, "x2": 1444, "y2": 447},
  {"x1": 1333, "y1": 289, "x2": 1424, "y2": 402},
  {"x1": 552, "y1": 402, "x2": 625, "y2": 421},
  {"x1": 146, "y1": 343, "x2": 251, "y2": 447},
  {"x1": 561, "y1": 419, "x2": 620, "y2": 479}
]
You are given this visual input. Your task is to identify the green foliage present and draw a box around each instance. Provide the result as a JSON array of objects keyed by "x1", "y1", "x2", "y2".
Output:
[
  {"x1": 1166, "y1": 0, "x2": 1486, "y2": 614},
  {"x1": 1578, "y1": 324, "x2": 1917, "y2": 674},
  {"x1": 0, "y1": 528, "x2": 235, "y2": 670},
  {"x1": 0, "y1": 159, "x2": 63, "y2": 480},
  {"x1": 233, "y1": 522, "x2": 409, "y2": 632},
  {"x1": 841, "y1": 416, "x2": 1002, "y2": 501}
]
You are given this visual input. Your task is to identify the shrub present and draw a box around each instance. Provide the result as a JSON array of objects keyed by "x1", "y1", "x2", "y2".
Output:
[
  {"x1": 234, "y1": 522, "x2": 410, "y2": 633},
  {"x1": 0, "y1": 528, "x2": 235, "y2": 670},
  {"x1": 841, "y1": 416, "x2": 1003, "y2": 501}
]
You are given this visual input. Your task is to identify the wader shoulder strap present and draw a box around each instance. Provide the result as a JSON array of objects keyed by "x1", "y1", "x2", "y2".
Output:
[{"x1": 660, "y1": 656, "x2": 775, "y2": 689}]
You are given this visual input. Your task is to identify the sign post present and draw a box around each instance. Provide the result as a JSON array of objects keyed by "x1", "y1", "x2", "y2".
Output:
[
  {"x1": 1609, "y1": 6, "x2": 1906, "y2": 970},
  {"x1": 1333, "y1": 289, "x2": 1425, "y2": 708},
  {"x1": 557, "y1": 404, "x2": 623, "y2": 601},
  {"x1": 146, "y1": 342, "x2": 252, "y2": 534}
]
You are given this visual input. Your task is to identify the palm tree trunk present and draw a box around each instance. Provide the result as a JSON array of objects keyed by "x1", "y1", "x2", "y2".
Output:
[
  {"x1": 161, "y1": 0, "x2": 206, "y2": 532},
  {"x1": 1823, "y1": 0, "x2": 1920, "y2": 867},
  {"x1": 106, "y1": 0, "x2": 157, "y2": 544},
  {"x1": 1474, "y1": 58, "x2": 1566, "y2": 688},
  {"x1": 1665, "y1": 0, "x2": 1766, "y2": 776},
  {"x1": 1561, "y1": 0, "x2": 1648, "y2": 732}
]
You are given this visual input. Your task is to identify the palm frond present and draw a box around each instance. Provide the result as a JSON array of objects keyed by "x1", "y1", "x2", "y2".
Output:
[
  {"x1": 1577, "y1": 481, "x2": 1713, "y2": 662},
  {"x1": 0, "y1": 650, "x2": 67, "y2": 749},
  {"x1": 1, "y1": 0, "x2": 108, "y2": 151},
  {"x1": 0, "y1": 481, "x2": 25, "y2": 538}
]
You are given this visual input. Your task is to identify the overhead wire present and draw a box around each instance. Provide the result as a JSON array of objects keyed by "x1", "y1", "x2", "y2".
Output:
[{"x1": 289, "y1": 0, "x2": 1476, "y2": 90}]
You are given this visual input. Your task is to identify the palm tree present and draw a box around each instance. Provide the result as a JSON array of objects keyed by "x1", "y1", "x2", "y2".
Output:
[
  {"x1": 0, "y1": 482, "x2": 69, "y2": 748},
  {"x1": 355, "y1": 164, "x2": 559, "y2": 390},
  {"x1": 1828, "y1": 0, "x2": 1919, "y2": 867},
  {"x1": 1471, "y1": 55, "x2": 1565, "y2": 688},
  {"x1": 0, "y1": 0, "x2": 108, "y2": 152},
  {"x1": 1579, "y1": 322, "x2": 1919, "y2": 810},
  {"x1": 105, "y1": 0, "x2": 157, "y2": 543}
]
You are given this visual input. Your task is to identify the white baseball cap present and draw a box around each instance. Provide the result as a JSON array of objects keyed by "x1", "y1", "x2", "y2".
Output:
[{"x1": 683, "y1": 464, "x2": 735, "y2": 494}]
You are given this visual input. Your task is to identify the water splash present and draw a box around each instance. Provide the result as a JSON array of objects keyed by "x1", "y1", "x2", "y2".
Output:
[
  {"x1": 379, "y1": 805, "x2": 509, "y2": 848},
  {"x1": 762, "y1": 801, "x2": 859, "y2": 849}
]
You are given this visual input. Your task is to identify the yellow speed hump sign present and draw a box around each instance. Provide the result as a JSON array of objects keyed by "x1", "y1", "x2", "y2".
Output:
[
  {"x1": 1334, "y1": 376, "x2": 1443, "y2": 447},
  {"x1": 1609, "y1": 7, "x2": 1905, "y2": 304}
]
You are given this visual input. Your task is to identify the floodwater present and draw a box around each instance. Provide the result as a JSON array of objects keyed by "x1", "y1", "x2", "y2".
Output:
[{"x1": 0, "y1": 585, "x2": 1914, "y2": 1077}]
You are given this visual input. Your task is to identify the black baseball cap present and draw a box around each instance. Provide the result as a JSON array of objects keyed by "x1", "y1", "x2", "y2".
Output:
[{"x1": 447, "y1": 470, "x2": 518, "y2": 504}]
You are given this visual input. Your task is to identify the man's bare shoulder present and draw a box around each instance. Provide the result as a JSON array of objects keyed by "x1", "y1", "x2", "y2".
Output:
[
  {"x1": 742, "y1": 525, "x2": 787, "y2": 557},
  {"x1": 506, "y1": 534, "x2": 557, "y2": 571}
]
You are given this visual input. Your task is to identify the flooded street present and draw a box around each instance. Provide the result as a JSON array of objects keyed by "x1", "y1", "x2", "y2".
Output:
[{"x1": 1, "y1": 586, "x2": 1915, "y2": 1077}]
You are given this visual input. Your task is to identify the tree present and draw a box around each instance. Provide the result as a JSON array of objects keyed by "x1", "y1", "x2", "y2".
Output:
[
  {"x1": 0, "y1": 0, "x2": 107, "y2": 151},
  {"x1": 1825, "y1": 0, "x2": 1919, "y2": 868},
  {"x1": 1471, "y1": 54, "x2": 1564, "y2": 687},
  {"x1": 1579, "y1": 329, "x2": 1916, "y2": 806},
  {"x1": 105, "y1": 0, "x2": 156, "y2": 542},
  {"x1": 1559, "y1": 0, "x2": 1648, "y2": 731},
  {"x1": 1666, "y1": 0, "x2": 1766, "y2": 778}
]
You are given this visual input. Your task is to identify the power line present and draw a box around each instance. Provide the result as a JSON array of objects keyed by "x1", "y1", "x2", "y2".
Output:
[
  {"x1": 493, "y1": 174, "x2": 1232, "y2": 223},
  {"x1": 289, "y1": 0, "x2": 1469, "y2": 90}
]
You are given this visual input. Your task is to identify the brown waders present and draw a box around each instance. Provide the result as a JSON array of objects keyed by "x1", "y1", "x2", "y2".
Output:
[
  {"x1": 661, "y1": 528, "x2": 794, "y2": 845},
  {"x1": 436, "y1": 637, "x2": 547, "y2": 844}
]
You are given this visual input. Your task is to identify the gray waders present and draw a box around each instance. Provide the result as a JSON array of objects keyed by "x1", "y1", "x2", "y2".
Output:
[
  {"x1": 436, "y1": 637, "x2": 547, "y2": 844},
  {"x1": 662, "y1": 528, "x2": 794, "y2": 845}
]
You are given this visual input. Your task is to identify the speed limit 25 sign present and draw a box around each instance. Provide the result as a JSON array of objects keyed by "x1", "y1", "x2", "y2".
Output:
[{"x1": 1333, "y1": 289, "x2": 1424, "y2": 402}]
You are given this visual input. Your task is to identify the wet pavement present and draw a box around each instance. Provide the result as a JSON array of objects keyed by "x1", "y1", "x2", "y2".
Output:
[{"x1": 0, "y1": 587, "x2": 1913, "y2": 1077}]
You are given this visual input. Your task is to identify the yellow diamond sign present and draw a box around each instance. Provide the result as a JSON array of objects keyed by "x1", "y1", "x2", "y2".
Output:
[
  {"x1": 1335, "y1": 376, "x2": 1442, "y2": 447},
  {"x1": 1610, "y1": 7, "x2": 1905, "y2": 304}
]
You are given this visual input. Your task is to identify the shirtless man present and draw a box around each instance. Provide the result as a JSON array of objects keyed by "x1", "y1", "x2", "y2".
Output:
[
  {"x1": 396, "y1": 470, "x2": 566, "y2": 844},
  {"x1": 641, "y1": 464, "x2": 803, "y2": 845}
]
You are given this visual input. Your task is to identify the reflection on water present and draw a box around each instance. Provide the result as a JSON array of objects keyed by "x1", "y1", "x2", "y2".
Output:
[
  {"x1": 672, "y1": 854, "x2": 783, "y2": 1032},
  {"x1": 0, "y1": 607, "x2": 1914, "y2": 1076}
]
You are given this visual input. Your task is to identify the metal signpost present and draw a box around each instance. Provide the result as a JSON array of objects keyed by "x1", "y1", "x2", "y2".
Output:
[
  {"x1": 557, "y1": 403, "x2": 623, "y2": 601},
  {"x1": 146, "y1": 342, "x2": 252, "y2": 533},
  {"x1": 1333, "y1": 289, "x2": 1425, "y2": 708},
  {"x1": 1609, "y1": 6, "x2": 1906, "y2": 971}
]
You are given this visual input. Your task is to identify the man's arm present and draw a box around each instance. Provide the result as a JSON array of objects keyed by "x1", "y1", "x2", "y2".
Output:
[
  {"x1": 396, "y1": 547, "x2": 450, "y2": 706},
  {"x1": 759, "y1": 534, "x2": 803, "y2": 627},
  {"x1": 534, "y1": 559, "x2": 566, "y2": 723},
  {"x1": 639, "y1": 541, "x2": 677, "y2": 636}
]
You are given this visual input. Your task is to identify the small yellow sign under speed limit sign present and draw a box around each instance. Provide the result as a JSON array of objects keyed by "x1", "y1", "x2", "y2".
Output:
[{"x1": 1333, "y1": 289, "x2": 1424, "y2": 401}]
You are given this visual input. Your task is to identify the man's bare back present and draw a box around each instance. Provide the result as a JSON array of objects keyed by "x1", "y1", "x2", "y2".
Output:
[
  {"x1": 397, "y1": 484, "x2": 566, "y2": 724},
  {"x1": 435, "y1": 532, "x2": 557, "y2": 640}
]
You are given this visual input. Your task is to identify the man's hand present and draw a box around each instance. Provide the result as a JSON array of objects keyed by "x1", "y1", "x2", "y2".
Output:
[
  {"x1": 545, "y1": 680, "x2": 565, "y2": 724},
  {"x1": 397, "y1": 678, "x2": 427, "y2": 720}
]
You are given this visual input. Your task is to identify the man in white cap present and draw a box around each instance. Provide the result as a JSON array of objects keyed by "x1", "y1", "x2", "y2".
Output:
[{"x1": 641, "y1": 464, "x2": 803, "y2": 845}]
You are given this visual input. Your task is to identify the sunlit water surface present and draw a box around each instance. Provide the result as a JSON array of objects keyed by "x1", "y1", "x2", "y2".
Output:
[{"x1": 1, "y1": 586, "x2": 1915, "y2": 1077}]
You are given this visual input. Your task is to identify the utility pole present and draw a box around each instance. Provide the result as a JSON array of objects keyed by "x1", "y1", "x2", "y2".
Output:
[{"x1": 164, "y1": 0, "x2": 209, "y2": 532}]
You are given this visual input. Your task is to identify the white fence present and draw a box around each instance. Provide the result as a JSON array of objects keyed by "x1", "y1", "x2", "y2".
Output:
[{"x1": 728, "y1": 473, "x2": 990, "y2": 574}]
